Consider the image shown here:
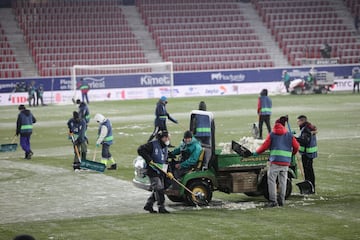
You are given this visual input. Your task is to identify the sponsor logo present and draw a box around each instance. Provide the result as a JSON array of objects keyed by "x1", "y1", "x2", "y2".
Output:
[
  {"x1": 185, "y1": 87, "x2": 200, "y2": 96},
  {"x1": 9, "y1": 96, "x2": 28, "y2": 104},
  {"x1": 0, "y1": 83, "x2": 17, "y2": 91},
  {"x1": 140, "y1": 75, "x2": 171, "y2": 86},
  {"x1": 219, "y1": 86, "x2": 227, "y2": 95},
  {"x1": 85, "y1": 77, "x2": 106, "y2": 89},
  {"x1": 211, "y1": 72, "x2": 245, "y2": 82},
  {"x1": 159, "y1": 87, "x2": 180, "y2": 96},
  {"x1": 60, "y1": 78, "x2": 72, "y2": 90}
]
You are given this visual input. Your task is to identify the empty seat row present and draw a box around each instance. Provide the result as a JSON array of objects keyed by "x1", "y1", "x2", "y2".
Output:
[
  {"x1": 162, "y1": 47, "x2": 267, "y2": 58},
  {"x1": 32, "y1": 45, "x2": 142, "y2": 55},
  {"x1": 173, "y1": 61, "x2": 274, "y2": 72},
  {"x1": 1, "y1": 62, "x2": 19, "y2": 69},
  {"x1": 29, "y1": 39, "x2": 139, "y2": 50},
  {"x1": 39, "y1": 57, "x2": 147, "y2": 69},
  {"x1": 272, "y1": 24, "x2": 348, "y2": 35},
  {"x1": 156, "y1": 34, "x2": 259, "y2": 46},
  {"x1": 18, "y1": 12, "x2": 124, "y2": 23},
  {"x1": 0, "y1": 55, "x2": 16, "y2": 62},
  {"x1": 15, "y1": 5, "x2": 121, "y2": 15},
  {"x1": 0, "y1": 70, "x2": 22, "y2": 79},
  {"x1": 13, "y1": 0, "x2": 118, "y2": 7},
  {"x1": 160, "y1": 41, "x2": 263, "y2": 51},
  {"x1": 153, "y1": 28, "x2": 254, "y2": 38},
  {"x1": 260, "y1": 6, "x2": 333, "y2": 15},
  {"x1": 137, "y1": 2, "x2": 239, "y2": 11},
  {"x1": 167, "y1": 54, "x2": 271, "y2": 63},
  {"x1": 23, "y1": 19, "x2": 128, "y2": 28},
  {"x1": 277, "y1": 31, "x2": 353, "y2": 43},
  {"x1": 269, "y1": 18, "x2": 343, "y2": 28},
  {"x1": 24, "y1": 26, "x2": 133, "y2": 35},
  {"x1": 142, "y1": 9, "x2": 242, "y2": 18},
  {"x1": 145, "y1": 15, "x2": 245, "y2": 25},
  {"x1": 26, "y1": 32, "x2": 134, "y2": 42},
  {"x1": 35, "y1": 52, "x2": 145, "y2": 64},
  {"x1": 137, "y1": 0, "x2": 236, "y2": 4},
  {"x1": 149, "y1": 22, "x2": 251, "y2": 31},
  {"x1": 254, "y1": 0, "x2": 331, "y2": 9}
]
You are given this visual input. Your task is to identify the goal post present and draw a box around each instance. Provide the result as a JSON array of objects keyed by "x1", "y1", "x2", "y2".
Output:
[{"x1": 70, "y1": 62, "x2": 174, "y2": 103}]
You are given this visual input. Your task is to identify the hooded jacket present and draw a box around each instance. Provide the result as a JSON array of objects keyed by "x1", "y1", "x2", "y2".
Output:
[
  {"x1": 171, "y1": 137, "x2": 202, "y2": 169},
  {"x1": 16, "y1": 109, "x2": 36, "y2": 136},
  {"x1": 256, "y1": 123, "x2": 299, "y2": 166}
]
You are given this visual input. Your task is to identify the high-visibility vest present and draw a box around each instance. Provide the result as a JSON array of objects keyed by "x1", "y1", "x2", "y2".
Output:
[
  {"x1": 269, "y1": 132, "x2": 293, "y2": 165},
  {"x1": 260, "y1": 96, "x2": 272, "y2": 115}
]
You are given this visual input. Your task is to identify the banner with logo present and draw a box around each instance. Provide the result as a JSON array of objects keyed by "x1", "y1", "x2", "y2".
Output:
[{"x1": 0, "y1": 64, "x2": 358, "y2": 106}]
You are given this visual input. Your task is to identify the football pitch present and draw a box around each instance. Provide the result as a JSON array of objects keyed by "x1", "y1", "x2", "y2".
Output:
[{"x1": 0, "y1": 92, "x2": 359, "y2": 240}]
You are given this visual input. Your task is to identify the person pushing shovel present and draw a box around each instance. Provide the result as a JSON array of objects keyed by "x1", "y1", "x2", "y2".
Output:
[
  {"x1": 16, "y1": 104, "x2": 36, "y2": 159},
  {"x1": 67, "y1": 111, "x2": 87, "y2": 170},
  {"x1": 94, "y1": 113, "x2": 117, "y2": 170},
  {"x1": 138, "y1": 130, "x2": 171, "y2": 214}
]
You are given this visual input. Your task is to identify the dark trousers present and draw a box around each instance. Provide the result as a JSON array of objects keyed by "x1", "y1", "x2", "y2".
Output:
[
  {"x1": 353, "y1": 82, "x2": 359, "y2": 93},
  {"x1": 82, "y1": 93, "x2": 89, "y2": 104},
  {"x1": 302, "y1": 155, "x2": 315, "y2": 191},
  {"x1": 258, "y1": 115, "x2": 271, "y2": 139},
  {"x1": 36, "y1": 96, "x2": 44, "y2": 106},
  {"x1": 73, "y1": 142, "x2": 87, "y2": 163},
  {"x1": 20, "y1": 135, "x2": 31, "y2": 154},
  {"x1": 101, "y1": 143, "x2": 112, "y2": 159},
  {"x1": 148, "y1": 121, "x2": 167, "y2": 142},
  {"x1": 146, "y1": 176, "x2": 166, "y2": 208}
]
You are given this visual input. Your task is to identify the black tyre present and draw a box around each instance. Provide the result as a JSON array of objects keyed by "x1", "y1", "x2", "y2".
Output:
[
  {"x1": 263, "y1": 177, "x2": 292, "y2": 200},
  {"x1": 167, "y1": 195, "x2": 184, "y2": 203},
  {"x1": 185, "y1": 180, "x2": 212, "y2": 206}
]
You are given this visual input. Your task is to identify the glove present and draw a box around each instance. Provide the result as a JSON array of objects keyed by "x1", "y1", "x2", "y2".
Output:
[
  {"x1": 252, "y1": 152, "x2": 259, "y2": 157},
  {"x1": 15, "y1": 132, "x2": 19, "y2": 137},
  {"x1": 174, "y1": 119, "x2": 178, "y2": 124},
  {"x1": 96, "y1": 143, "x2": 100, "y2": 148},
  {"x1": 168, "y1": 151, "x2": 176, "y2": 159},
  {"x1": 149, "y1": 160, "x2": 154, "y2": 166},
  {"x1": 167, "y1": 172, "x2": 174, "y2": 180}
]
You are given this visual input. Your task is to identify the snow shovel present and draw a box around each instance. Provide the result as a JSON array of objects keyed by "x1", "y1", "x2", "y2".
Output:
[
  {"x1": 231, "y1": 140, "x2": 252, "y2": 158},
  {"x1": 71, "y1": 135, "x2": 106, "y2": 172},
  {"x1": 150, "y1": 162, "x2": 208, "y2": 206},
  {"x1": 296, "y1": 155, "x2": 314, "y2": 194},
  {"x1": 0, "y1": 135, "x2": 18, "y2": 152}
]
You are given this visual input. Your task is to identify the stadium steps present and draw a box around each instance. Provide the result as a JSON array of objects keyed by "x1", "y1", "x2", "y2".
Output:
[
  {"x1": 120, "y1": 5, "x2": 163, "y2": 64},
  {"x1": 238, "y1": 1, "x2": 290, "y2": 67},
  {"x1": 0, "y1": 8, "x2": 38, "y2": 77}
]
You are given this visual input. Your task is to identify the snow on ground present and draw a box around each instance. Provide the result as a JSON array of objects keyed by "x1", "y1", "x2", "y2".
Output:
[{"x1": 0, "y1": 160, "x2": 150, "y2": 224}]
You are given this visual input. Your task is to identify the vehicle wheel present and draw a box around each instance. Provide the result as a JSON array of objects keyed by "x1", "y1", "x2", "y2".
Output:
[
  {"x1": 245, "y1": 176, "x2": 267, "y2": 197},
  {"x1": 294, "y1": 87, "x2": 302, "y2": 95},
  {"x1": 185, "y1": 180, "x2": 212, "y2": 206},
  {"x1": 263, "y1": 177, "x2": 292, "y2": 200},
  {"x1": 320, "y1": 87, "x2": 328, "y2": 94},
  {"x1": 167, "y1": 195, "x2": 184, "y2": 203},
  {"x1": 244, "y1": 191, "x2": 263, "y2": 197}
]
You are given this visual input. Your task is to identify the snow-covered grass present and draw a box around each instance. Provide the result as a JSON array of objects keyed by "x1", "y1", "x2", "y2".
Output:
[{"x1": 0, "y1": 93, "x2": 359, "y2": 239}]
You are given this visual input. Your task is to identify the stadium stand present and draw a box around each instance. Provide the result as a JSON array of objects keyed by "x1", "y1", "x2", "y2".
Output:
[
  {"x1": 252, "y1": 0, "x2": 360, "y2": 66},
  {"x1": 0, "y1": 23, "x2": 21, "y2": 78},
  {"x1": 136, "y1": 0, "x2": 274, "y2": 71},
  {"x1": 12, "y1": 0, "x2": 147, "y2": 76}
]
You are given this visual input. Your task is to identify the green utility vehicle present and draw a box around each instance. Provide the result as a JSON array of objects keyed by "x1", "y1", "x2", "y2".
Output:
[{"x1": 133, "y1": 110, "x2": 298, "y2": 205}]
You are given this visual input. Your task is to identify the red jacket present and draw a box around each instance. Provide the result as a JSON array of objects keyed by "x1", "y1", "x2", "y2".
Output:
[{"x1": 256, "y1": 123, "x2": 300, "y2": 166}]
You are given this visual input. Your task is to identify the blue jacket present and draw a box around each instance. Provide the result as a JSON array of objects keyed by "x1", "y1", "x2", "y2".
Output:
[
  {"x1": 298, "y1": 123, "x2": 318, "y2": 159},
  {"x1": 67, "y1": 118, "x2": 86, "y2": 143},
  {"x1": 154, "y1": 100, "x2": 177, "y2": 129},
  {"x1": 259, "y1": 96, "x2": 272, "y2": 115},
  {"x1": 78, "y1": 102, "x2": 90, "y2": 123},
  {"x1": 16, "y1": 109, "x2": 36, "y2": 136},
  {"x1": 98, "y1": 119, "x2": 113, "y2": 145}
]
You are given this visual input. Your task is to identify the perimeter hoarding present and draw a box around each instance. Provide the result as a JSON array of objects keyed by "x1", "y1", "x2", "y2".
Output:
[{"x1": 0, "y1": 65, "x2": 358, "y2": 106}]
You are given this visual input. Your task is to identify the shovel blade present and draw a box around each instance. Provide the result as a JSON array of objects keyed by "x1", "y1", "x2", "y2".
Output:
[
  {"x1": 296, "y1": 180, "x2": 314, "y2": 194},
  {"x1": 231, "y1": 141, "x2": 252, "y2": 158},
  {"x1": 80, "y1": 159, "x2": 106, "y2": 172},
  {"x1": 0, "y1": 143, "x2": 18, "y2": 152}
]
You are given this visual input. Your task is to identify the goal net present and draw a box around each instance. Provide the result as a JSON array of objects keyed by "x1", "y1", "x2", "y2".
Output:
[{"x1": 69, "y1": 62, "x2": 174, "y2": 104}]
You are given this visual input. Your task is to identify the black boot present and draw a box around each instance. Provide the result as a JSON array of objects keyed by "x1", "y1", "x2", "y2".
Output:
[
  {"x1": 158, "y1": 206, "x2": 170, "y2": 214},
  {"x1": 107, "y1": 163, "x2": 117, "y2": 170},
  {"x1": 144, "y1": 203, "x2": 157, "y2": 213}
]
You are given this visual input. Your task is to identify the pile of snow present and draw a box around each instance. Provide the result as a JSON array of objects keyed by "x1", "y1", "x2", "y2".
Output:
[{"x1": 219, "y1": 136, "x2": 265, "y2": 154}]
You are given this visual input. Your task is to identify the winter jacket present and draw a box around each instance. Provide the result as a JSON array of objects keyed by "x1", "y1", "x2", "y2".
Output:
[
  {"x1": 258, "y1": 96, "x2": 272, "y2": 115},
  {"x1": 256, "y1": 123, "x2": 299, "y2": 166},
  {"x1": 67, "y1": 118, "x2": 86, "y2": 143},
  {"x1": 154, "y1": 100, "x2": 177, "y2": 129},
  {"x1": 297, "y1": 122, "x2": 318, "y2": 159},
  {"x1": 16, "y1": 109, "x2": 36, "y2": 136},
  {"x1": 78, "y1": 102, "x2": 90, "y2": 123},
  {"x1": 137, "y1": 139, "x2": 168, "y2": 177},
  {"x1": 97, "y1": 119, "x2": 113, "y2": 145},
  {"x1": 171, "y1": 137, "x2": 202, "y2": 169}
]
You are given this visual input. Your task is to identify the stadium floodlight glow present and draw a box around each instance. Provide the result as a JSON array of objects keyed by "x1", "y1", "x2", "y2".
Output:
[{"x1": 70, "y1": 62, "x2": 174, "y2": 103}]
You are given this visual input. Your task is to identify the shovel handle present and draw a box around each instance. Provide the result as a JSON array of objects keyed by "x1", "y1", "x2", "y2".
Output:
[
  {"x1": 93, "y1": 148, "x2": 97, "y2": 162},
  {"x1": 11, "y1": 135, "x2": 17, "y2": 144}
]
